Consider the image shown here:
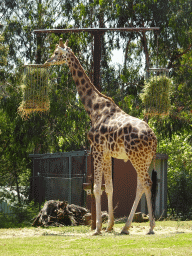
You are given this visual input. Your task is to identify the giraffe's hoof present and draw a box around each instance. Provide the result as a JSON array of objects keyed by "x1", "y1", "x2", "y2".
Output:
[
  {"x1": 120, "y1": 229, "x2": 129, "y2": 235},
  {"x1": 147, "y1": 230, "x2": 155, "y2": 235},
  {"x1": 105, "y1": 227, "x2": 113, "y2": 233},
  {"x1": 92, "y1": 231, "x2": 102, "y2": 236}
]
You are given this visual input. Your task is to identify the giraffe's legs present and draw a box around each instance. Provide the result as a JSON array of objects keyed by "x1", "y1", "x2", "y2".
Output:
[
  {"x1": 121, "y1": 171, "x2": 155, "y2": 235},
  {"x1": 144, "y1": 180, "x2": 155, "y2": 234},
  {"x1": 92, "y1": 152, "x2": 103, "y2": 235},
  {"x1": 121, "y1": 178, "x2": 144, "y2": 234},
  {"x1": 103, "y1": 157, "x2": 114, "y2": 232}
]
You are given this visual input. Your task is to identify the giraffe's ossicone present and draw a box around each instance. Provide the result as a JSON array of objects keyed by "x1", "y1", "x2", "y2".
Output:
[{"x1": 45, "y1": 39, "x2": 157, "y2": 235}]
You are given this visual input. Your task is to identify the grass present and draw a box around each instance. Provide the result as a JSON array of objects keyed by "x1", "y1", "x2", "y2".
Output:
[{"x1": 0, "y1": 221, "x2": 192, "y2": 255}]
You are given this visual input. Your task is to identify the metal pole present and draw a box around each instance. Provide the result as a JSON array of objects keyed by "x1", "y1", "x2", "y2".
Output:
[
  {"x1": 93, "y1": 32, "x2": 102, "y2": 92},
  {"x1": 68, "y1": 155, "x2": 72, "y2": 204}
]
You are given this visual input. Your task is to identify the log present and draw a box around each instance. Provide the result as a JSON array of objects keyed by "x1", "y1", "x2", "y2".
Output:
[{"x1": 32, "y1": 200, "x2": 89, "y2": 227}]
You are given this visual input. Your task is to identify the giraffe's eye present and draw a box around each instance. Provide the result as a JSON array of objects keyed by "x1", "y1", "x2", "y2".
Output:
[{"x1": 55, "y1": 52, "x2": 58, "y2": 55}]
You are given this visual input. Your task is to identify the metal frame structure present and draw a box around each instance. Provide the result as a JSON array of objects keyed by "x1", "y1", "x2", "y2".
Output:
[{"x1": 34, "y1": 27, "x2": 160, "y2": 91}]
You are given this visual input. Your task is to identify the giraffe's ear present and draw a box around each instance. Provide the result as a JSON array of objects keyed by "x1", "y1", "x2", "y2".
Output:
[
  {"x1": 64, "y1": 39, "x2": 69, "y2": 47},
  {"x1": 59, "y1": 38, "x2": 64, "y2": 48}
]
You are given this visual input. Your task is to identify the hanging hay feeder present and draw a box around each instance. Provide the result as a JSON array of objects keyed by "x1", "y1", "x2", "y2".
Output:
[
  {"x1": 18, "y1": 64, "x2": 50, "y2": 118},
  {"x1": 141, "y1": 68, "x2": 172, "y2": 116}
]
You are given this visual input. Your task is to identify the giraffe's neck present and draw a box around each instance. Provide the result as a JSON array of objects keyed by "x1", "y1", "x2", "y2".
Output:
[{"x1": 66, "y1": 51, "x2": 119, "y2": 123}]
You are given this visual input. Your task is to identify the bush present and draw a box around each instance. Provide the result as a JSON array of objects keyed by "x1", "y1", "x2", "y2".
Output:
[
  {"x1": 158, "y1": 134, "x2": 192, "y2": 218},
  {"x1": 0, "y1": 198, "x2": 40, "y2": 228}
]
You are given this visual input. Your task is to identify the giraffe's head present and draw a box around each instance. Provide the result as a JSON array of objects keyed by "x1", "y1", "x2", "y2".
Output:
[{"x1": 45, "y1": 38, "x2": 70, "y2": 66}]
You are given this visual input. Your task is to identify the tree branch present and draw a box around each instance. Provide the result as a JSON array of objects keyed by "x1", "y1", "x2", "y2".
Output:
[{"x1": 167, "y1": 44, "x2": 192, "y2": 69}]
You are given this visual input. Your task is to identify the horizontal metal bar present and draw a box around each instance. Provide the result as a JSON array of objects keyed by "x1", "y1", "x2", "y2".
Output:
[
  {"x1": 33, "y1": 27, "x2": 160, "y2": 34},
  {"x1": 29, "y1": 150, "x2": 89, "y2": 159},
  {"x1": 156, "y1": 153, "x2": 168, "y2": 159},
  {"x1": 147, "y1": 68, "x2": 169, "y2": 72},
  {"x1": 23, "y1": 64, "x2": 49, "y2": 68}
]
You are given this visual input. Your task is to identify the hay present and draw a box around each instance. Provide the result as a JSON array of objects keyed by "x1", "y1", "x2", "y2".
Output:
[
  {"x1": 18, "y1": 65, "x2": 50, "y2": 118},
  {"x1": 140, "y1": 76, "x2": 172, "y2": 116}
]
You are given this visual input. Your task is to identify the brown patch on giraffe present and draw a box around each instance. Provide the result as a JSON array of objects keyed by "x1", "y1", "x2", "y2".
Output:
[
  {"x1": 134, "y1": 147, "x2": 139, "y2": 152},
  {"x1": 131, "y1": 140, "x2": 135, "y2": 146},
  {"x1": 87, "y1": 99, "x2": 92, "y2": 108},
  {"x1": 75, "y1": 79, "x2": 80, "y2": 86},
  {"x1": 79, "y1": 90, "x2": 83, "y2": 97},
  {"x1": 117, "y1": 138, "x2": 123, "y2": 144},
  {"x1": 110, "y1": 107, "x2": 116, "y2": 113},
  {"x1": 95, "y1": 134, "x2": 99, "y2": 143},
  {"x1": 109, "y1": 135, "x2": 113, "y2": 143},
  {"x1": 118, "y1": 128, "x2": 123, "y2": 136},
  {"x1": 143, "y1": 143, "x2": 148, "y2": 149},
  {"x1": 124, "y1": 127, "x2": 129, "y2": 134},
  {"x1": 74, "y1": 63, "x2": 78, "y2": 69},
  {"x1": 125, "y1": 135, "x2": 130, "y2": 142},
  {"x1": 100, "y1": 136, "x2": 105, "y2": 144},
  {"x1": 94, "y1": 103, "x2": 99, "y2": 110},
  {"x1": 78, "y1": 71, "x2": 83, "y2": 77},
  {"x1": 111, "y1": 142, "x2": 115, "y2": 151},
  {"x1": 131, "y1": 133, "x2": 138, "y2": 139},
  {"x1": 141, "y1": 130, "x2": 148, "y2": 135},
  {"x1": 100, "y1": 102, "x2": 105, "y2": 110},
  {"x1": 81, "y1": 78, "x2": 85, "y2": 85},
  {"x1": 106, "y1": 101, "x2": 111, "y2": 107},
  {"x1": 114, "y1": 131, "x2": 117, "y2": 141},
  {"x1": 100, "y1": 125, "x2": 108, "y2": 134},
  {"x1": 87, "y1": 88, "x2": 92, "y2": 96},
  {"x1": 88, "y1": 133, "x2": 93, "y2": 143},
  {"x1": 81, "y1": 97, "x2": 85, "y2": 105},
  {"x1": 132, "y1": 127, "x2": 139, "y2": 133}
]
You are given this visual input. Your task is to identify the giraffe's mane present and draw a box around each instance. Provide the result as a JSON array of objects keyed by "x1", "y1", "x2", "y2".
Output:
[{"x1": 68, "y1": 48, "x2": 115, "y2": 104}]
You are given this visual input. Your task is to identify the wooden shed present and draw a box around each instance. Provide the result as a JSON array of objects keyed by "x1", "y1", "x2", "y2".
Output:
[{"x1": 29, "y1": 151, "x2": 168, "y2": 219}]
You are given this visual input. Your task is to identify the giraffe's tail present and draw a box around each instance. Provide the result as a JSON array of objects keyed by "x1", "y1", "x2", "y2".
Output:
[{"x1": 151, "y1": 169, "x2": 157, "y2": 218}]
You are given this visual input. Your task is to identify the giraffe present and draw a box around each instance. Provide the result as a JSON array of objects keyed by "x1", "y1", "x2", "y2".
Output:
[{"x1": 45, "y1": 39, "x2": 157, "y2": 235}]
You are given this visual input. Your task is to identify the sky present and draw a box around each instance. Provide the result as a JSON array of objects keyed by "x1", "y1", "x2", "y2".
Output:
[{"x1": 111, "y1": 48, "x2": 124, "y2": 67}]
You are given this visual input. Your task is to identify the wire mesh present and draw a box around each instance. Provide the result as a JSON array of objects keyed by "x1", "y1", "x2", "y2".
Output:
[
  {"x1": 141, "y1": 68, "x2": 171, "y2": 116},
  {"x1": 18, "y1": 64, "x2": 50, "y2": 118}
]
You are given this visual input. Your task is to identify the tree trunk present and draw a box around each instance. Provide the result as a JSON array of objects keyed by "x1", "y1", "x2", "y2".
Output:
[
  {"x1": 141, "y1": 31, "x2": 150, "y2": 71},
  {"x1": 14, "y1": 171, "x2": 21, "y2": 206}
]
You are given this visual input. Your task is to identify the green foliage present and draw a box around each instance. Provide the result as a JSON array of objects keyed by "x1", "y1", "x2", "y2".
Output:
[
  {"x1": 0, "y1": 34, "x2": 9, "y2": 67},
  {"x1": 158, "y1": 133, "x2": 192, "y2": 217},
  {"x1": 0, "y1": 200, "x2": 40, "y2": 228}
]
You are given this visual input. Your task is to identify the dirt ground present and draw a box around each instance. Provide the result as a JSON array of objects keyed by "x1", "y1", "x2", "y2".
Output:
[{"x1": 0, "y1": 224, "x2": 192, "y2": 239}]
